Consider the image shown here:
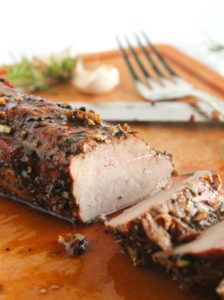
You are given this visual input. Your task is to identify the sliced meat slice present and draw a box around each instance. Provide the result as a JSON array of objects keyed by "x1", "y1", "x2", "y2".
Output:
[
  {"x1": 154, "y1": 220, "x2": 224, "y2": 288},
  {"x1": 71, "y1": 137, "x2": 173, "y2": 222},
  {"x1": 0, "y1": 82, "x2": 173, "y2": 223},
  {"x1": 216, "y1": 279, "x2": 224, "y2": 299},
  {"x1": 106, "y1": 171, "x2": 224, "y2": 265}
]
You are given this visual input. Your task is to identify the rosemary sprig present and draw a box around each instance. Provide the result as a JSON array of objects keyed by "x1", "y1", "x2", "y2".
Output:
[{"x1": 6, "y1": 53, "x2": 76, "y2": 91}]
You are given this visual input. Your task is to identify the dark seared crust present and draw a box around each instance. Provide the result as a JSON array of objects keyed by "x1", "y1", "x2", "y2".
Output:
[
  {"x1": 154, "y1": 252, "x2": 224, "y2": 289},
  {"x1": 0, "y1": 82, "x2": 137, "y2": 223},
  {"x1": 107, "y1": 173, "x2": 224, "y2": 265}
]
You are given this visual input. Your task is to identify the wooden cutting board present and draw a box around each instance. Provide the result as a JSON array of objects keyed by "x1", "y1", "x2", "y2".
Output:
[{"x1": 1, "y1": 45, "x2": 224, "y2": 300}]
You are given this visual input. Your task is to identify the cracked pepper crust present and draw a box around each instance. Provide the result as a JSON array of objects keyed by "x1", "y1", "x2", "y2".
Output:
[
  {"x1": 0, "y1": 81, "x2": 172, "y2": 223},
  {"x1": 107, "y1": 173, "x2": 224, "y2": 265}
]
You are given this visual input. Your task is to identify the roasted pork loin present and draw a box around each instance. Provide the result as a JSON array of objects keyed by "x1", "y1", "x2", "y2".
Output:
[
  {"x1": 0, "y1": 81, "x2": 173, "y2": 223},
  {"x1": 154, "y1": 220, "x2": 224, "y2": 288},
  {"x1": 106, "y1": 171, "x2": 224, "y2": 265}
]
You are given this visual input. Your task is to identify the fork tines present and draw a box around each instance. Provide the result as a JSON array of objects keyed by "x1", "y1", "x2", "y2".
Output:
[
  {"x1": 116, "y1": 32, "x2": 224, "y2": 119},
  {"x1": 116, "y1": 32, "x2": 178, "y2": 89}
]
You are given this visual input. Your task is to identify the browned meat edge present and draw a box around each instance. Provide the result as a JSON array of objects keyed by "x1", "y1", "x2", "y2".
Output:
[
  {"x1": 155, "y1": 252, "x2": 224, "y2": 289},
  {"x1": 154, "y1": 220, "x2": 224, "y2": 289}
]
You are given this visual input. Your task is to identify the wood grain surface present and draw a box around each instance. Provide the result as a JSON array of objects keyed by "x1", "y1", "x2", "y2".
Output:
[{"x1": 0, "y1": 45, "x2": 224, "y2": 300}]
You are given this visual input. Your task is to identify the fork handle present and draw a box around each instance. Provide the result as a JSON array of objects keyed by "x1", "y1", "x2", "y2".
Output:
[{"x1": 191, "y1": 89, "x2": 224, "y2": 119}]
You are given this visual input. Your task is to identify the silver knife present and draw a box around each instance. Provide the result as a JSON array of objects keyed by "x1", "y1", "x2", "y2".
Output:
[{"x1": 70, "y1": 101, "x2": 221, "y2": 123}]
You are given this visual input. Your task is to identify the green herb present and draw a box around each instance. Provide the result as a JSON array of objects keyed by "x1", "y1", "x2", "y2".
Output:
[{"x1": 6, "y1": 52, "x2": 76, "y2": 91}]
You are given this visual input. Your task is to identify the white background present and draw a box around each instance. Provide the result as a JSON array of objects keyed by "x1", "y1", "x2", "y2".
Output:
[{"x1": 0, "y1": 0, "x2": 224, "y2": 66}]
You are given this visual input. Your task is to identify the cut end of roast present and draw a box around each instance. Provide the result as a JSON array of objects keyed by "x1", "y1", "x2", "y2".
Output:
[{"x1": 70, "y1": 136, "x2": 173, "y2": 223}]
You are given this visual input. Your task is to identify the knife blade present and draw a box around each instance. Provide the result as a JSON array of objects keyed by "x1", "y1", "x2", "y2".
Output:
[{"x1": 69, "y1": 101, "x2": 218, "y2": 123}]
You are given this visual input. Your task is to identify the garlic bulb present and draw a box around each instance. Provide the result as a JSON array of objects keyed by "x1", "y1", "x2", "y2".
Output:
[{"x1": 73, "y1": 59, "x2": 120, "y2": 95}]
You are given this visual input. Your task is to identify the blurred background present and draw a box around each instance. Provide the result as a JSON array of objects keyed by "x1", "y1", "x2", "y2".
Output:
[{"x1": 1, "y1": 0, "x2": 224, "y2": 73}]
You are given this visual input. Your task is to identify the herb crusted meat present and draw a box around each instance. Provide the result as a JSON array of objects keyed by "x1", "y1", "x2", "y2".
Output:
[
  {"x1": 0, "y1": 81, "x2": 173, "y2": 223},
  {"x1": 154, "y1": 220, "x2": 224, "y2": 289},
  {"x1": 106, "y1": 171, "x2": 224, "y2": 265}
]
